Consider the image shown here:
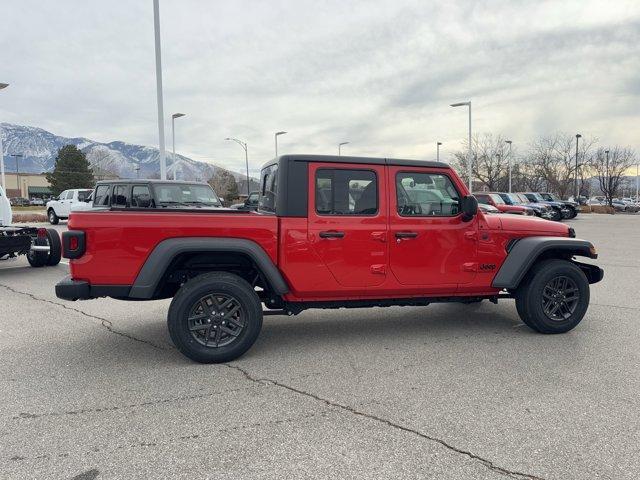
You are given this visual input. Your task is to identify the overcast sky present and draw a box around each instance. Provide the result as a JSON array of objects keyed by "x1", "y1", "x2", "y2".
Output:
[{"x1": 0, "y1": 0, "x2": 638, "y2": 175}]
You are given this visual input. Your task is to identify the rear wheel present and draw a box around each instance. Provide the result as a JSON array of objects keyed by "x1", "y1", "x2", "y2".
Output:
[
  {"x1": 550, "y1": 208, "x2": 562, "y2": 221},
  {"x1": 45, "y1": 229, "x2": 61, "y2": 266},
  {"x1": 515, "y1": 259, "x2": 589, "y2": 334},
  {"x1": 48, "y1": 209, "x2": 59, "y2": 225},
  {"x1": 168, "y1": 272, "x2": 263, "y2": 363}
]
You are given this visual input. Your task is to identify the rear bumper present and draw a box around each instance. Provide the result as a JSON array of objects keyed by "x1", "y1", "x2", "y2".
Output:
[
  {"x1": 55, "y1": 275, "x2": 131, "y2": 301},
  {"x1": 55, "y1": 276, "x2": 90, "y2": 301}
]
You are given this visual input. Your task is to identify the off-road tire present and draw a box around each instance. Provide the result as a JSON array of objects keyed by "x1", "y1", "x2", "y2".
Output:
[
  {"x1": 46, "y1": 229, "x2": 62, "y2": 266},
  {"x1": 27, "y1": 236, "x2": 48, "y2": 267},
  {"x1": 550, "y1": 209, "x2": 562, "y2": 221},
  {"x1": 168, "y1": 272, "x2": 263, "y2": 363},
  {"x1": 48, "y1": 209, "x2": 59, "y2": 225},
  {"x1": 515, "y1": 259, "x2": 589, "y2": 334}
]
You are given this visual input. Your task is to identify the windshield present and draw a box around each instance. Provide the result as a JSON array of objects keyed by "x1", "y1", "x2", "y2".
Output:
[
  {"x1": 531, "y1": 193, "x2": 545, "y2": 202},
  {"x1": 78, "y1": 190, "x2": 93, "y2": 202},
  {"x1": 489, "y1": 194, "x2": 505, "y2": 205},
  {"x1": 153, "y1": 183, "x2": 222, "y2": 207}
]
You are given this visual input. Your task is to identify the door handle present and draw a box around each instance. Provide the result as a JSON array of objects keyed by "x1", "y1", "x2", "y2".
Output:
[
  {"x1": 395, "y1": 231, "x2": 418, "y2": 239},
  {"x1": 319, "y1": 231, "x2": 345, "y2": 239}
]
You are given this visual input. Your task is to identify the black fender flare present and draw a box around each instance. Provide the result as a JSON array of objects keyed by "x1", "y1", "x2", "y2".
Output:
[
  {"x1": 129, "y1": 237, "x2": 289, "y2": 299},
  {"x1": 491, "y1": 237, "x2": 599, "y2": 289}
]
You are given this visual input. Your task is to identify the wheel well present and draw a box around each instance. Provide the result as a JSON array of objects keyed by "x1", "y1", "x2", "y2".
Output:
[
  {"x1": 155, "y1": 250, "x2": 283, "y2": 307},
  {"x1": 517, "y1": 249, "x2": 596, "y2": 288}
]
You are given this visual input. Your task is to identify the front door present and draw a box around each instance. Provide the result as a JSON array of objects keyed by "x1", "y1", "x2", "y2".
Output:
[
  {"x1": 388, "y1": 167, "x2": 477, "y2": 290},
  {"x1": 307, "y1": 162, "x2": 388, "y2": 287}
]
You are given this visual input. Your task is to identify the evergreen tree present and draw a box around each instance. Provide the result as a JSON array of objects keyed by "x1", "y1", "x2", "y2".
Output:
[{"x1": 46, "y1": 145, "x2": 95, "y2": 196}]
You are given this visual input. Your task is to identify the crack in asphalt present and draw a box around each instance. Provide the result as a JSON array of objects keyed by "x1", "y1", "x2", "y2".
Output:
[
  {"x1": 11, "y1": 386, "x2": 255, "y2": 421},
  {"x1": 223, "y1": 363, "x2": 545, "y2": 480},
  {"x1": 0, "y1": 283, "x2": 169, "y2": 350}
]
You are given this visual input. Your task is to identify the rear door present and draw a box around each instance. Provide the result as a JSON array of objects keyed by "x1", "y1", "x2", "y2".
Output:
[
  {"x1": 388, "y1": 167, "x2": 477, "y2": 290},
  {"x1": 307, "y1": 162, "x2": 388, "y2": 287}
]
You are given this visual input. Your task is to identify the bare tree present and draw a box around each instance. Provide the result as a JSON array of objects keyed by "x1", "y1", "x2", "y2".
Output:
[
  {"x1": 526, "y1": 133, "x2": 596, "y2": 199},
  {"x1": 590, "y1": 147, "x2": 636, "y2": 206},
  {"x1": 451, "y1": 133, "x2": 510, "y2": 191}
]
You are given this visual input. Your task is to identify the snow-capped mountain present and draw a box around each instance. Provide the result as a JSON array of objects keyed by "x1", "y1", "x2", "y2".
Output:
[{"x1": 0, "y1": 123, "x2": 251, "y2": 182}]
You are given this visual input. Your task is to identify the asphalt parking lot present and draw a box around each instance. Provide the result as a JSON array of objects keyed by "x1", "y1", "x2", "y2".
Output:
[{"x1": 1, "y1": 215, "x2": 638, "y2": 479}]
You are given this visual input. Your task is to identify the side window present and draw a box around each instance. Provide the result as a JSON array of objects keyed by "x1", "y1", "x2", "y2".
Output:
[
  {"x1": 131, "y1": 185, "x2": 152, "y2": 208},
  {"x1": 315, "y1": 169, "x2": 378, "y2": 215},
  {"x1": 258, "y1": 164, "x2": 278, "y2": 213},
  {"x1": 93, "y1": 185, "x2": 110, "y2": 206},
  {"x1": 112, "y1": 185, "x2": 129, "y2": 207},
  {"x1": 396, "y1": 172, "x2": 460, "y2": 217}
]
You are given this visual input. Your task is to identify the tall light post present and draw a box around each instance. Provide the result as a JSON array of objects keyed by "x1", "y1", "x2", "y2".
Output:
[
  {"x1": 225, "y1": 137, "x2": 250, "y2": 196},
  {"x1": 171, "y1": 113, "x2": 186, "y2": 180},
  {"x1": 450, "y1": 101, "x2": 472, "y2": 191},
  {"x1": 153, "y1": 0, "x2": 167, "y2": 180},
  {"x1": 505, "y1": 140, "x2": 513, "y2": 192},
  {"x1": 436, "y1": 142, "x2": 442, "y2": 162},
  {"x1": 0, "y1": 83, "x2": 8, "y2": 191},
  {"x1": 274, "y1": 131, "x2": 287, "y2": 157},
  {"x1": 10, "y1": 154, "x2": 23, "y2": 195},
  {"x1": 574, "y1": 134, "x2": 581, "y2": 199},
  {"x1": 338, "y1": 141, "x2": 349, "y2": 156},
  {"x1": 636, "y1": 162, "x2": 639, "y2": 201}
]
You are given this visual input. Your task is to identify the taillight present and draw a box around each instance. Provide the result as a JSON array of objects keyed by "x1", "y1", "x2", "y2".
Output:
[
  {"x1": 37, "y1": 228, "x2": 47, "y2": 239},
  {"x1": 62, "y1": 231, "x2": 86, "y2": 259}
]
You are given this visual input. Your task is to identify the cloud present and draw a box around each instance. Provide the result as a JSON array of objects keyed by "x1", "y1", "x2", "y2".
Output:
[{"x1": 0, "y1": 0, "x2": 638, "y2": 175}]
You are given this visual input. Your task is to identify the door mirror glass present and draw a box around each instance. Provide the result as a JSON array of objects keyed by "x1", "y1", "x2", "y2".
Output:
[{"x1": 461, "y1": 195, "x2": 478, "y2": 221}]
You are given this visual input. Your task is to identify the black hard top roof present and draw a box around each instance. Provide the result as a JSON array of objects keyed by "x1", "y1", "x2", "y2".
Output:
[{"x1": 262, "y1": 154, "x2": 450, "y2": 170}]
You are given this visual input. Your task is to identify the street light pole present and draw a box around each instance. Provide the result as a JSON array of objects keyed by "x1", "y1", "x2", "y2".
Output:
[
  {"x1": 10, "y1": 154, "x2": 23, "y2": 196},
  {"x1": 171, "y1": 113, "x2": 186, "y2": 180},
  {"x1": 226, "y1": 137, "x2": 250, "y2": 196},
  {"x1": 450, "y1": 101, "x2": 472, "y2": 191},
  {"x1": 0, "y1": 83, "x2": 8, "y2": 191},
  {"x1": 274, "y1": 131, "x2": 287, "y2": 157},
  {"x1": 437, "y1": 142, "x2": 442, "y2": 162},
  {"x1": 153, "y1": 0, "x2": 167, "y2": 180},
  {"x1": 636, "y1": 162, "x2": 639, "y2": 201},
  {"x1": 505, "y1": 140, "x2": 513, "y2": 192},
  {"x1": 574, "y1": 134, "x2": 581, "y2": 199},
  {"x1": 338, "y1": 141, "x2": 349, "y2": 156}
]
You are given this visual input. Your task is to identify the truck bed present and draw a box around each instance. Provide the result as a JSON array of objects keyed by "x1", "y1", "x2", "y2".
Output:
[{"x1": 68, "y1": 210, "x2": 279, "y2": 285}]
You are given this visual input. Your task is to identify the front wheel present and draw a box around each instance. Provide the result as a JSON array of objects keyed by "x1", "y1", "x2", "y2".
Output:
[
  {"x1": 515, "y1": 259, "x2": 590, "y2": 334},
  {"x1": 168, "y1": 272, "x2": 263, "y2": 363},
  {"x1": 48, "y1": 209, "x2": 59, "y2": 225}
]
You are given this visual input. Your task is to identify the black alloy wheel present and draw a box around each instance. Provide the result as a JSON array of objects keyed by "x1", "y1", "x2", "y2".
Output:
[
  {"x1": 187, "y1": 293, "x2": 246, "y2": 348},
  {"x1": 541, "y1": 275, "x2": 580, "y2": 321}
]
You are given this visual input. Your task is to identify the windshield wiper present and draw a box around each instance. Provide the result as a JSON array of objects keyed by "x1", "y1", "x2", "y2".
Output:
[{"x1": 158, "y1": 201, "x2": 190, "y2": 207}]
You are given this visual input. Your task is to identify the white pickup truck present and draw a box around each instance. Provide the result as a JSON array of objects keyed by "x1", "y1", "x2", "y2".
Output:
[{"x1": 46, "y1": 189, "x2": 93, "y2": 224}]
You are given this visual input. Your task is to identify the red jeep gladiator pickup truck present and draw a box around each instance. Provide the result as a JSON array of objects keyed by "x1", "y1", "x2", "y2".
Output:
[{"x1": 56, "y1": 155, "x2": 603, "y2": 363}]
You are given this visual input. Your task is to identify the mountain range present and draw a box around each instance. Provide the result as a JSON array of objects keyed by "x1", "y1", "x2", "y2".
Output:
[{"x1": 0, "y1": 123, "x2": 254, "y2": 184}]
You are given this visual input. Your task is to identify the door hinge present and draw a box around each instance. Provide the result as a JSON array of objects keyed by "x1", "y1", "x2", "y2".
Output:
[
  {"x1": 371, "y1": 231, "x2": 387, "y2": 242},
  {"x1": 370, "y1": 264, "x2": 386, "y2": 274},
  {"x1": 464, "y1": 231, "x2": 477, "y2": 241}
]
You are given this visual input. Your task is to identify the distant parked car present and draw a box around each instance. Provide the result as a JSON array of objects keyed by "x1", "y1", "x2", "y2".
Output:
[
  {"x1": 520, "y1": 192, "x2": 569, "y2": 220},
  {"x1": 230, "y1": 191, "x2": 260, "y2": 211},
  {"x1": 46, "y1": 189, "x2": 93, "y2": 224},
  {"x1": 29, "y1": 198, "x2": 45, "y2": 206},
  {"x1": 497, "y1": 192, "x2": 556, "y2": 220},
  {"x1": 539, "y1": 192, "x2": 579, "y2": 218},
  {"x1": 10, "y1": 197, "x2": 30, "y2": 207},
  {"x1": 90, "y1": 180, "x2": 225, "y2": 211},
  {"x1": 474, "y1": 192, "x2": 534, "y2": 215}
]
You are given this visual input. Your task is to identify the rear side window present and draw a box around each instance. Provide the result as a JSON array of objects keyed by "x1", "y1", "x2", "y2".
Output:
[
  {"x1": 131, "y1": 185, "x2": 153, "y2": 208},
  {"x1": 475, "y1": 194, "x2": 490, "y2": 205},
  {"x1": 112, "y1": 185, "x2": 129, "y2": 207},
  {"x1": 259, "y1": 164, "x2": 278, "y2": 213},
  {"x1": 93, "y1": 185, "x2": 110, "y2": 206},
  {"x1": 315, "y1": 169, "x2": 378, "y2": 215},
  {"x1": 396, "y1": 172, "x2": 460, "y2": 216}
]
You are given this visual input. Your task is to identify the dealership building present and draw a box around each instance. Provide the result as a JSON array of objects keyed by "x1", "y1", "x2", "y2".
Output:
[{"x1": 2, "y1": 173, "x2": 52, "y2": 199}]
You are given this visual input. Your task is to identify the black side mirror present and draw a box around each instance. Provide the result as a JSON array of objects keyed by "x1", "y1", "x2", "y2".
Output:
[{"x1": 461, "y1": 195, "x2": 478, "y2": 222}]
